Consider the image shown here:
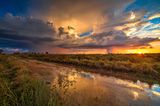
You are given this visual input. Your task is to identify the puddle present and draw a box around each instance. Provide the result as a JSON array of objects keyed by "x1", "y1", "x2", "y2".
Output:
[{"x1": 50, "y1": 66, "x2": 160, "y2": 106}]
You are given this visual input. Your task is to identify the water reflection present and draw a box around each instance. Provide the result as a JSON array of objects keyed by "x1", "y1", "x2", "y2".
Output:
[
  {"x1": 50, "y1": 66, "x2": 160, "y2": 106},
  {"x1": 152, "y1": 84, "x2": 160, "y2": 93},
  {"x1": 132, "y1": 91, "x2": 139, "y2": 100},
  {"x1": 79, "y1": 72, "x2": 95, "y2": 80}
]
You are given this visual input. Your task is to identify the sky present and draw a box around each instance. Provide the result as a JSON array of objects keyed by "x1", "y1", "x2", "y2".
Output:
[{"x1": 0, "y1": 0, "x2": 160, "y2": 54}]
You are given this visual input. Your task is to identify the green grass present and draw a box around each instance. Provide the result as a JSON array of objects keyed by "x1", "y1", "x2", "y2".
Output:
[
  {"x1": 0, "y1": 54, "x2": 65, "y2": 106},
  {"x1": 17, "y1": 53, "x2": 160, "y2": 72},
  {"x1": 1, "y1": 54, "x2": 160, "y2": 106},
  {"x1": 16, "y1": 53, "x2": 160, "y2": 84}
]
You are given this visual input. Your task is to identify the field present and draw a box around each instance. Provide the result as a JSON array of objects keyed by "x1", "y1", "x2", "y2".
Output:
[
  {"x1": 0, "y1": 54, "x2": 73, "y2": 106},
  {"x1": 17, "y1": 53, "x2": 160, "y2": 84},
  {"x1": 0, "y1": 53, "x2": 160, "y2": 106}
]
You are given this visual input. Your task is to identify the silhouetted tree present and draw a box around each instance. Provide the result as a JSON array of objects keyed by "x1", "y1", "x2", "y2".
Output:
[
  {"x1": 13, "y1": 52, "x2": 20, "y2": 54},
  {"x1": 0, "y1": 49, "x2": 3, "y2": 54},
  {"x1": 45, "y1": 52, "x2": 49, "y2": 54}
]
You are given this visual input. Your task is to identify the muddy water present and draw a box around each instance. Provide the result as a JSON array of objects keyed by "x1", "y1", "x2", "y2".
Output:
[{"x1": 50, "y1": 65, "x2": 160, "y2": 106}]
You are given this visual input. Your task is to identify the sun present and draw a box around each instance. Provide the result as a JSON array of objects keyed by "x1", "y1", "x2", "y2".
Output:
[
  {"x1": 138, "y1": 52, "x2": 142, "y2": 54},
  {"x1": 126, "y1": 49, "x2": 148, "y2": 54}
]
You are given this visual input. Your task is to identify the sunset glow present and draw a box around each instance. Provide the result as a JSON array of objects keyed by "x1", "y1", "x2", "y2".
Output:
[
  {"x1": 0, "y1": 0, "x2": 159, "y2": 54},
  {"x1": 1, "y1": 1, "x2": 160, "y2": 106}
]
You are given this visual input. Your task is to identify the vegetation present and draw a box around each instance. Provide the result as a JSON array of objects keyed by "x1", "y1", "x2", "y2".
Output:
[
  {"x1": 0, "y1": 54, "x2": 70, "y2": 106},
  {"x1": 17, "y1": 53, "x2": 160, "y2": 84},
  {"x1": 0, "y1": 53, "x2": 160, "y2": 106}
]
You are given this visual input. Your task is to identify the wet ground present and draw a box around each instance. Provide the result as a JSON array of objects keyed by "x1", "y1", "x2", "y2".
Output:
[{"x1": 25, "y1": 60, "x2": 160, "y2": 106}]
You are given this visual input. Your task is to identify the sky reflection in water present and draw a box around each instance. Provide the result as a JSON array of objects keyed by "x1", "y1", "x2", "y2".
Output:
[{"x1": 51, "y1": 67, "x2": 160, "y2": 106}]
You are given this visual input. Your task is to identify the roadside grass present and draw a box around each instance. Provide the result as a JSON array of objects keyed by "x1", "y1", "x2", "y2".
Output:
[
  {"x1": 0, "y1": 54, "x2": 64, "y2": 106},
  {"x1": 0, "y1": 54, "x2": 160, "y2": 106},
  {"x1": 16, "y1": 53, "x2": 160, "y2": 84},
  {"x1": 18, "y1": 53, "x2": 160, "y2": 74}
]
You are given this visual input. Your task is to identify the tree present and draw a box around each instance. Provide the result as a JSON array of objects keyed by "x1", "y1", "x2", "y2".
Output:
[
  {"x1": 45, "y1": 52, "x2": 49, "y2": 54},
  {"x1": 0, "y1": 49, "x2": 3, "y2": 54}
]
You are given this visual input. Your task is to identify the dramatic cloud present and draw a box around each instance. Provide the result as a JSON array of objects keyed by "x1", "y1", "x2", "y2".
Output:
[
  {"x1": 59, "y1": 30, "x2": 159, "y2": 48},
  {"x1": 0, "y1": 0, "x2": 160, "y2": 53},
  {"x1": 0, "y1": 13, "x2": 57, "y2": 50},
  {"x1": 29, "y1": 0, "x2": 132, "y2": 34}
]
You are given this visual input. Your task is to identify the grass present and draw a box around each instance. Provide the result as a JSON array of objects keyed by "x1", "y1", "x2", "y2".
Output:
[
  {"x1": 0, "y1": 54, "x2": 67, "y2": 106},
  {"x1": 16, "y1": 53, "x2": 160, "y2": 84},
  {"x1": 0, "y1": 53, "x2": 160, "y2": 106}
]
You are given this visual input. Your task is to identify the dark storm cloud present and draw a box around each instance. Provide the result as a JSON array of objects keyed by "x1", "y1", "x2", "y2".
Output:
[
  {"x1": 58, "y1": 30, "x2": 159, "y2": 49},
  {"x1": 91, "y1": 31, "x2": 157, "y2": 48},
  {"x1": 0, "y1": 0, "x2": 135, "y2": 52},
  {"x1": 0, "y1": 0, "x2": 159, "y2": 53},
  {"x1": 0, "y1": 29, "x2": 55, "y2": 43},
  {"x1": 0, "y1": 13, "x2": 56, "y2": 38},
  {"x1": 0, "y1": 13, "x2": 56, "y2": 50},
  {"x1": 0, "y1": 38, "x2": 32, "y2": 49}
]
